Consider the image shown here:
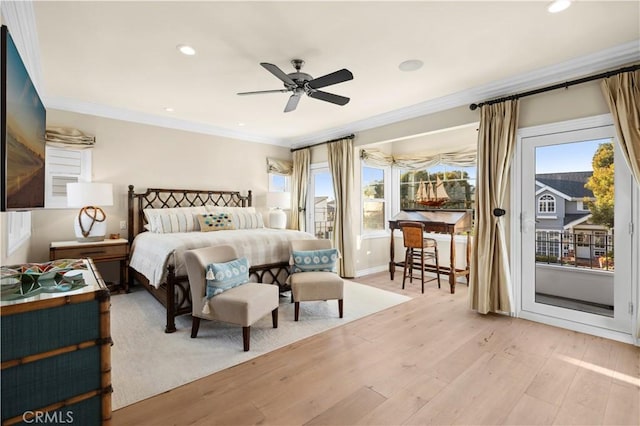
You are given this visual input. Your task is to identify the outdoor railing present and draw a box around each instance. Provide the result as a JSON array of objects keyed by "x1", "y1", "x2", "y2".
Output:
[{"x1": 535, "y1": 230, "x2": 614, "y2": 271}]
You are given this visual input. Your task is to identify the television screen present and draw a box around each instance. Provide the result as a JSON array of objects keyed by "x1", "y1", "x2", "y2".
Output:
[{"x1": 1, "y1": 25, "x2": 46, "y2": 211}]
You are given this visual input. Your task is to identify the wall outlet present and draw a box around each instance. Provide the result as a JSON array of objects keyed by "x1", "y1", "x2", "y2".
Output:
[{"x1": 120, "y1": 220, "x2": 127, "y2": 230}]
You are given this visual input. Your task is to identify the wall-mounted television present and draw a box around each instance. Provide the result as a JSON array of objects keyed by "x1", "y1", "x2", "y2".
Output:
[{"x1": 1, "y1": 25, "x2": 47, "y2": 211}]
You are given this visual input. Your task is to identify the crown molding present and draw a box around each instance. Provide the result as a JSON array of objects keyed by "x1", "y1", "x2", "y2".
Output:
[
  {"x1": 45, "y1": 97, "x2": 286, "y2": 146},
  {"x1": 1, "y1": 1, "x2": 44, "y2": 95}
]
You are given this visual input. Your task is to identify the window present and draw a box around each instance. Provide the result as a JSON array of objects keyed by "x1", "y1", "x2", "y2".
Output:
[
  {"x1": 362, "y1": 166, "x2": 388, "y2": 233},
  {"x1": 308, "y1": 165, "x2": 334, "y2": 239},
  {"x1": 45, "y1": 146, "x2": 92, "y2": 208},
  {"x1": 7, "y1": 211, "x2": 31, "y2": 255},
  {"x1": 268, "y1": 173, "x2": 290, "y2": 193},
  {"x1": 399, "y1": 165, "x2": 476, "y2": 211},
  {"x1": 538, "y1": 194, "x2": 556, "y2": 213}
]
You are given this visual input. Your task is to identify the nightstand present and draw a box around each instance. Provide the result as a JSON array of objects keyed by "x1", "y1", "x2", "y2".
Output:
[{"x1": 50, "y1": 238, "x2": 130, "y2": 293}]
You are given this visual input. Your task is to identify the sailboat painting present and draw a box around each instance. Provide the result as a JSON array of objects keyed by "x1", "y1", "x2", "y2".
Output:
[{"x1": 415, "y1": 177, "x2": 449, "y2": 207}]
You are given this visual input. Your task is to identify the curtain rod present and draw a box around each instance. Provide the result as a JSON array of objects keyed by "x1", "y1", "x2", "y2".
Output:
[
  {"x1": 290, "y1": 134, "x2": 355, "y2": 153},
  {"x1": 469, "y1": 63, "x2": 640, "y2": 110}
]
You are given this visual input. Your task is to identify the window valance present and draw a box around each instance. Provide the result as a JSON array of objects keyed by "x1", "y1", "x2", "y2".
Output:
[
  {"x1": 360, "y1": 146, "x2": 477, "y2": 170},
  {"x1": 266, "y1": 157, "x2": 293, "y2": 175},
  {"x1": 45, "y1": 127, "x2": 95, "y2": 149}
]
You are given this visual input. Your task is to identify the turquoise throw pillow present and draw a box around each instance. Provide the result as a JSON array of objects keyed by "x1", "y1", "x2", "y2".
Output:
[
  {"x1": 291, "y1": 248, "x2": 339, "y2": 273},
  {"x1": 205, "y1": 257, "x2": 250, "y2": 299}
]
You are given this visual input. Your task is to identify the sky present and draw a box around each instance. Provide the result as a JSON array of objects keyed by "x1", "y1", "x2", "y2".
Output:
[{"x1": 536, "y1": 138, "x2": 609, "y2": 174}]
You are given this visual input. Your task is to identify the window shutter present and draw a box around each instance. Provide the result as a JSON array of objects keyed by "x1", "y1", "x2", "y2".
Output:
[{"x1": 45, "y1": 146, "x2": 92, "y2": 208}]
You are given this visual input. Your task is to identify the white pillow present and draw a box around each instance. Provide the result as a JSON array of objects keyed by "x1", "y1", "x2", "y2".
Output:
[
  {"x1": 143, "y1": 206, "x2": 207, "y2": 233},
  {"x1": 233, "y1": 211, "x2": 265, "y2": 229}
]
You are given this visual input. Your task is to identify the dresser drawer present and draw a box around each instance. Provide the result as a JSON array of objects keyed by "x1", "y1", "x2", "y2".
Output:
[{"x1": 51, "y1": 243, "x2": 128, "y2": 261}]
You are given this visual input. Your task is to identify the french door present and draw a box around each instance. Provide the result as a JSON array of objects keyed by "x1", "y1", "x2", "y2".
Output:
[
  {"x1": 307, "y1": 164, "x2": 335, "y2": 239},
  {"x1": 518, "y1": 117, "x2": 634, "y2": 337}
]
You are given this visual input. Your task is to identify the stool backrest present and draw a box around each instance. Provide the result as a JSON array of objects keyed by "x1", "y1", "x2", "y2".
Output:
[{"x1": 400, "y1": 221, "x2": 426, "y2": 249}]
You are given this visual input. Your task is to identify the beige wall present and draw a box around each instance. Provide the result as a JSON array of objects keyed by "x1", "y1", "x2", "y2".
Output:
[{"x1": 1, "y1": 110, "x2": 291, "y2": 267}]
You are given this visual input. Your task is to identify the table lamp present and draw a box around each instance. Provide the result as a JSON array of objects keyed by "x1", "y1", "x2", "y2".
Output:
[
  {"x1": 67, "y1": 182, "x2": 114, "y2": 242},
  {"x1": 266, "y1": 192, "x2": 291, "y2": 229}
]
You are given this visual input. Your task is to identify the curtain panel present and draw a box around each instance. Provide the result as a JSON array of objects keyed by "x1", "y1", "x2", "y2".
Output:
[
  {"x1": 601, "y1": 69, "x2": 640, "y2": 338},
  {"x1": 290, "y1": 149, "x2": 310, "y2": 231},
  {"x1": 266, "y1": 157, "x2": 293, "y2": 175},
  {"x1": 328, "y1": 138, "x2": 356, "y2": 278},
  {"x1": 469, "y1": 100, "x2": 519, "y2": 315},
  {"x1": 360, "y1": 146, "x2": 477, "y2": 170}
]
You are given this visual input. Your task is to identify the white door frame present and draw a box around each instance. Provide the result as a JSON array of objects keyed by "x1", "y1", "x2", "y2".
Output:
[{"x1": 512, "y1": 114, "x2": 639, "y2": 344}]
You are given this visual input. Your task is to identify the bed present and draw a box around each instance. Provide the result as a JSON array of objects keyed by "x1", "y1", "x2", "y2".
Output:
[{"x1": 127, "y1": 186, "x2": 314, "y2": 333}]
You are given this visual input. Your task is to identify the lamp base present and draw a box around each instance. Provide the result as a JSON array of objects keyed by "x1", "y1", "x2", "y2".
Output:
[
  {"x1": 269, "y1": 209, "x2": 287, "y2": 229},
  {"x1": 74, "y1": 208, "x2": 107, "y2": 242}
]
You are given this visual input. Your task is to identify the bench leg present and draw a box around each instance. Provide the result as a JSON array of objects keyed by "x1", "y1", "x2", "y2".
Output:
[
  {"x1": 338, "y1": 299, "x2": 344, "y2": 318},
  {"x1": 242, "y1": 326, "x2": 250, "y2": 351},
  {"x1": 272, "y1": 307, "x2": 278, "y2": 328},
  {"x1": 294, "y1": 301, "x2": 300, "y2": 321}
]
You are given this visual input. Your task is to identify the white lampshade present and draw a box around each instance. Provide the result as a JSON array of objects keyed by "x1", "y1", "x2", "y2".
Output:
[
  {"x1": 266, "y1": 191, "x2": 291, "y2": 209},
  {"x1": 67, "y1": 182, "x2": 113, "y2": 242},
  {"x1": 266, "y1": 192, "x2": 290, "y2": 229},
  {"x1": 67, "y1": 182, "x2": 113, "y2": 208}
]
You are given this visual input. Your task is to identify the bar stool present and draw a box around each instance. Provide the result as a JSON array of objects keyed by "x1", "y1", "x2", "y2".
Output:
[{"x1": 400, "y1": 221, "x2": 441, "y2": 293}]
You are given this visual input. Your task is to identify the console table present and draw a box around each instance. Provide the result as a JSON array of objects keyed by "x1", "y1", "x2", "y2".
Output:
[{"x1": 389, "y1": 210, "x2": 473, "y2": 293}]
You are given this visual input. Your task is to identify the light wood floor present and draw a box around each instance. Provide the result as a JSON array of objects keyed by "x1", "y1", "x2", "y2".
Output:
[{"x1": 113, "y1": 272, "x2": 640, "y2": 425}]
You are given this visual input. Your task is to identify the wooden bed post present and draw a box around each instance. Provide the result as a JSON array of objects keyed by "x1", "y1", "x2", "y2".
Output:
[
  {"x1": 127, "y1": 185, "x2": 135, "y2": 244},
  {"x1": 165, "y1": 265, "x2": 177, "y2": 333}
]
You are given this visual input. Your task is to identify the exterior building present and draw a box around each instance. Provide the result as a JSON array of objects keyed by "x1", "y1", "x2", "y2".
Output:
[{"x1": 535, "y1": 172, "x2": 612, "y2": 268}]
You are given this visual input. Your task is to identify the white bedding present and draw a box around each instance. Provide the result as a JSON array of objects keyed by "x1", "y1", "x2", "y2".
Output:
[{"x1": 129, "y1": 228, "x2": 315, "y2": 287}]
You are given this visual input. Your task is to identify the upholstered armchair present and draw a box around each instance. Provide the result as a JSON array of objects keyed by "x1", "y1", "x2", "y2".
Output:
[
  {"x1": 184, "y1": 245, "x2": 279, "y2": 351},
  {"x1": 289, "y1": 239, "x2": 344, "y2": 321}
]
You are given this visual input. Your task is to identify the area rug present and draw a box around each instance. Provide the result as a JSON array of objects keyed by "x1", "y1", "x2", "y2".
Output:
[{"x1": 110, "y1": 280, "x2": 410, "y2": 409}]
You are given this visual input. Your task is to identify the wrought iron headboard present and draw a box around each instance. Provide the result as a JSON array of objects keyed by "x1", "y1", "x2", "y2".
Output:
[{"x1": 127, "y1": 185, "x2": 252, "y2": 243}]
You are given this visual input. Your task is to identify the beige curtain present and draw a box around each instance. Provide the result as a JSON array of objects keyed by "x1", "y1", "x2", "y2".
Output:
[
  {"x1": 361, "y1": 146, "x2": 477, "y2": 169},
  {"x1": 601, "y1": 69, "x2": 640, "y2": 338},
  {"x1": 266, "y1": 157, "x2": 293, "y2": 175},
  {"x1": 290, "y1": 148, "x2": 310, "y2": 231},
  {"x1": 601, "y1": 70, "x2": 640, "y2": 185},
  {"x1": 469, "y1": 100, "x2": 519, "y2": 314},
  {"x1": 328, "y1": 138, "x2": 356, "y2": 278}
]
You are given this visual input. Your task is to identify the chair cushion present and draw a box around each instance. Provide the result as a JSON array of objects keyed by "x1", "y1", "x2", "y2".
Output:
[
  {"x1": 290, "y1": 271, "x2": 344, "y2": 302},
  {"x1": 291, "y1": 248, "x2": 339, "y2": 273},
  {"x1": 206, "y1": 283, "x2": 279, "y2": 326},
  {"x1": 205, "y1": 257, "x2": 250, "y2": 298}
]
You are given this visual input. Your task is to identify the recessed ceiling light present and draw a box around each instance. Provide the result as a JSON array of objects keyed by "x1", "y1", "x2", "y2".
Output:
[
  {"x1": 547, "y1": 0, "x2": 571, "y2": 13},
  {"x1": 237, "y1": 122, "x2": 246, "y2": 127},
  {"x1": 399, "y1": 59, "x2": 423, "y2": 72},
  {"x1": 164, "y1": 107, "x2": 174, "y2": 112},
  {"x1": 176, "y1": 44, "x2": 196, "y2": 56}
]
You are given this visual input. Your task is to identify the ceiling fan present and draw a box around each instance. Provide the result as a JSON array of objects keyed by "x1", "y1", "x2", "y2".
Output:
[{"x1": 237, "y1": 59, "x2": 353, "y2": 113}]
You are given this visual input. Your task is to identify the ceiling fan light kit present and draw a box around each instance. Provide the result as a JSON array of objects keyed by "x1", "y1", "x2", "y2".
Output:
[{"x1": 237, "y1": 59, "x2": 353, "y2": 112}]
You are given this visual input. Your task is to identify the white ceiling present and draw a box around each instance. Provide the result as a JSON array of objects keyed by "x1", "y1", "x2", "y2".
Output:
[{"x1": 16, "y1": 1, "x2": 640, "y2": 147}]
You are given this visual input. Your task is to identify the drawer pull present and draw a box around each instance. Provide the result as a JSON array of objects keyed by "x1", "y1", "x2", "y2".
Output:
[{"x1": 81, "y1": 250, "x2": 107, "y2": 256}]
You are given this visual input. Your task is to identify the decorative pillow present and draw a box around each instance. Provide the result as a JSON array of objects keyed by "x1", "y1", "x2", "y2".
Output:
[
  {"x1": 291, "y1": 248, "x2": 339, "y2": 273},
  {"x1": 205, "y1": 257, "x2": 250, "y2": 299},
  {"x1": 233, "y1": 211, "x2": 265, "y2": 229},
  {"x1": 196, "y1": 213, "x2": 235, "y2": 232}
]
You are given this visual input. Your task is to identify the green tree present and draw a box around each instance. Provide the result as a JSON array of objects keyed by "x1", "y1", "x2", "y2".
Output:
[{"x1": 585, "y1": 142, "x2": 614, "y2": 228}]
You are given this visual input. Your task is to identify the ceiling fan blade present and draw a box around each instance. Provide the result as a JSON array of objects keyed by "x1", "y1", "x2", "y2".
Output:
[
  {"x1": 307, "y1": 69, "x2": 353, "y2": 89},
  {"x1": 237, "y1": 89, "x2": 290, "y2": 95},
  {"x1": 261, "y1": 63, "x2": 296, "y2": 87},
  {"x1": 284, "y1": 93, "x2": 301, "y2": 113},
  {"x1": 308, "y1": 90, "x2": 350, "y2": 106}
]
